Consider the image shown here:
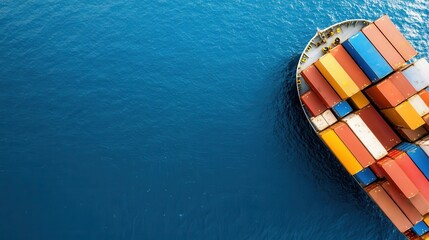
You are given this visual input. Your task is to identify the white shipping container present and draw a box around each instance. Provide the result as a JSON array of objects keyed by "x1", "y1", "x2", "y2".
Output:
[
  {"x1": 402, "y1": 58, "x2": 429, "y2": 91},
  {"x1": 408, "y1": 95, "x2": 429, "y2": 116},
  {"x1": 311, "y1": 115, "x2": 329, "y2": 131},
  {"x1": 322, "y1": 109, "x2": 337, "y2": 126},
  {"x1": 342, "y1": 113, "x2": 388, "y2": 160},
  {"x1": 416, "y1": 136, "x2": 429, "y2": 156}
]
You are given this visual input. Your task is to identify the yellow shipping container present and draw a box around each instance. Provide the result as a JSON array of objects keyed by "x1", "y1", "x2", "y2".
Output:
[
  {"x1": 315, "y1": 53, "x2": 359, "y2": 100},
  {"x1": 319, "y1": 129, "x2": 363, "y2": 175},
  {"x1": 349, "y1": 91, "x2": 370, "y2": 109},
  {"x1": 425, "y1": 215, "x2": 429, "y2": 226},
  {"x1": 381, "y1": 101, "x2": 425, "y2": 130},
  {"x1": 423, "y1": 233, "x2": 429, "y2": 240}
]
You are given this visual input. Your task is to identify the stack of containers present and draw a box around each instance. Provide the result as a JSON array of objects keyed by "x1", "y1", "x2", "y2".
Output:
[{"x1": 299, "y1": 15, "x2": 429, "y2": 237}]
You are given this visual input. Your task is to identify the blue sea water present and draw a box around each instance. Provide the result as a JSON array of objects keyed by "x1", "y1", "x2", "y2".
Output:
[{"x1": 0, "y1": 1, "x2": 428, "y2": 239}]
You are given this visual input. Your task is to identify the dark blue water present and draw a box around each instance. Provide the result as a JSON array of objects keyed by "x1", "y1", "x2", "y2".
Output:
[{"x1": 1, "y1": 1, "x2": 428, "y2": 239}]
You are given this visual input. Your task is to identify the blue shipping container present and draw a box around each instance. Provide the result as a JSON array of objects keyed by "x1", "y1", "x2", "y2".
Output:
[
  {"x1": 395, "y1": 142, "x2": 429, "y2": 180},
  {"x1": 354, "y1": 167, "x2": 377, "y2": 186},
  {"x1": 411, "y1": 221, "x2": 429, "y2": 236},
  {"x1": 332, "y1": 101, "x2": 352, "y2": 118},
  {"x1": 342, "y1": 32, "x2": 393, "y2": 82}
]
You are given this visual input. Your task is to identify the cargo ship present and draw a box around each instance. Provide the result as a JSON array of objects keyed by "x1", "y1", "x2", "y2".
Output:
[{"x1": 296, "y1": 15, "x2": 429, "y2": 239}]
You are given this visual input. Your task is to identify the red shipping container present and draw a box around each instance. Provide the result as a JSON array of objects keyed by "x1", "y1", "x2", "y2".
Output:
[
  {"x1": 392, "y1": 150, "x2": 429, "y2": 214},
  {"x1": 362, "y1": 23, "x2": 406, "y2": 70},
  {"x1": 356, "y1": 105, "x2": 401, "y2": 150},
  {"x1": 386, "y1": 72, "x2": 417, "y2": 98},
  {"x1": 331, "y1": 122, "x2": 375, "y2": 168},
  {"x1": 364, "y1": 79, "x2": 406, "y2": 109},
  {"x1": 396, "y1": 126, "x2": 428, "y2": 142},
  {"x1": 382, "y1": 181, "x2": 422, "y2": 224},
  {"x1": 300, "y1": 90, "x2": 328, "y2": 116},
  {"x1": 377, "y1": 157, "x2": 418, "y2": 199},
  {"x1": 366, "y1": 184, "x2": 413, "y2": 232},
  {"x1": 330, "y1": 45, "x2": 371, "y2": 90},
  {"x1": 370, "y1": 163, "x2": 384, "y2": 178},
  {"x1": 300, "y1": 64, "x2": 341, "y2": 107},
  {"x1": 374, "y1": 15, "x2": 418, "y2": 61}
]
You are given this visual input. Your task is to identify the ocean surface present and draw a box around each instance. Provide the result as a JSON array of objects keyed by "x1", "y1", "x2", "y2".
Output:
[{"x1": 0, "y1": 1, "x2": 428, "y2": 239}]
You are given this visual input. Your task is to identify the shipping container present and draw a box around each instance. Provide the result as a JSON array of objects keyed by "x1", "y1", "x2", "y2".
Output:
[
  {"x1": 370, "y1": 163, "x2": 385, "y2": 178},
  {"x1": 402, "y1": 59, "x2": 429, "y2": 92},
  {"x1": 381, "y1": 101, "x2": 424, "y2": 130},
  {"x1": 410, "y1": 193, "x2": 429, "y2": 216},
  {"x1": 390, "y1": 149, "x2": 429, "y2": 207},
  {"x1": 357, "y1": 104, "x2": 401, "y2": 150},
  {"x1": 395, "y1": 142, "x2": 429, "y2": 182},
  {"x1": 319, "y1": 129, "x2": 363, "y2": 175},
  {"x1": 300, "y1": 90, "x2": 328, "y2": 116},
  {"x1": 412, "y1": 221, "x2": 429, "y2": 236},
  {"x1": 348, "y1": 91, "x2": 369, "y2": 109},
  {"x1": 330, "y1": 44, "x2": 371, "y2": 90},
  {"x1": 314, "y1": 53, "x2": 360, "y2": 99},
  {"x1": 301, "y1": 64, "x2": 341, "y2": 107},
  {"x1": 409, "y1": 94, "x2": 429, "y2": 116},
  {"x1": 321, "y1": 109, "x2": 337, "y2": 126},
  {"x1": 355, "y1": 167, "x2": 377, "y2": 187},
  {"x1": 332, "y1": 100, "x2": 352, "y2": 118},
  {"x1": 374, "y1": 15, "x2": 418, "y2": 61},
  {"x1": 382, "y1": 181, "x2": 422, "y2": 224},
  {"x1": 362, "y1": 23, "x2": 406, "y2": 70},
  {"x1": 387, "y1": 71, "x2": 417, "y2": 98},
  {"x1": 416, "y1": 136, "x2": 429, "y2": 156},
  {"x1": 365, "y1": 79, "x2": 405, "y2": 109},
  {"x1": 342, "y1": 113, "x2": 387, "y2": 160},
  {"x1": 423, "y1": 233, "x2": 429, "y2": 240},
  {"x1": 377, "y1": 157, "x2": 418, "y2": 199},
  {"x1": 342, "y1": 32, "x2": 392, "y2": 82},
  {"x1": 396, "y1": 126, "x2": 428, "y2": 142},
  {"x1": 418, "y1": 90, "x2": 429, "y2": 107},
  {"x1": 331, "y1": 122, "x2": 376, "y2": 168},
  {"x1": 366, "y1": 184, "x2": 413, "y2": 232},
  {"x1": 311, "y1": 115, "x2": 329, "y2": 131}
]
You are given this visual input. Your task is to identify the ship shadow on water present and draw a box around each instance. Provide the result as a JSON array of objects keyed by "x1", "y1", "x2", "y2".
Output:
[{"x1": 272, "y1": 55, "x2": 377, "y2": 211}]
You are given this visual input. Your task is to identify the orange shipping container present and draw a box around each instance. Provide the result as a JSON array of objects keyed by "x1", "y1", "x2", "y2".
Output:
[
  {"x1": 377, "y1": 157, "x2": 418, "y2": 199},
  {"x1": 300, "y1": 65, "x2": 341, "y2": 108},
  {"x1": 330, "y1": 45, "x2": 371, "y2": 90},
  {"x1": 382, "y1": 181, "x2": 422, "y2": 224},
  {"x1": 387, "y1": 71, "x2": 417, "y2": 98},
  {"x1": 374, "y1": 15, "x2": 418, "y2": 61},
  {"x1": 418, "y1": 90, "x2": 429, "y2": 107},
  {"x1": 364, "y1": 79, "x2": 405, "y2": 109},
  {"x1": 362, "y1": 23, "x2": 406, "y2": 70},
  {"x1": 331, "y1": 122, "x2": 375, "y2": 168},
  {"x1": 366, "y1": 184, "x2": 413, "y2": 232}
]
